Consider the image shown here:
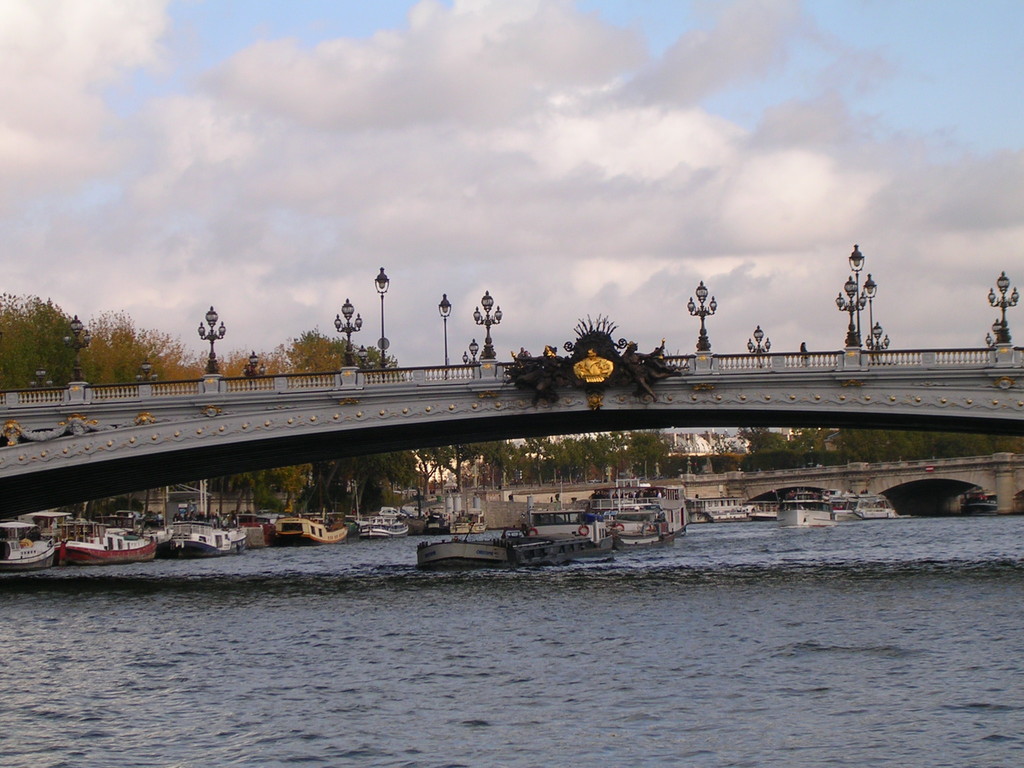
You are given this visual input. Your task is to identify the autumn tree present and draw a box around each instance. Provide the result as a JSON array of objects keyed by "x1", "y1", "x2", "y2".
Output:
[
  {"x1": 0, "y1": 294, "x2": 74, "y2": 388},
  {"x1": 86, "y1": 310, "x2": 199, "y2": 382}
]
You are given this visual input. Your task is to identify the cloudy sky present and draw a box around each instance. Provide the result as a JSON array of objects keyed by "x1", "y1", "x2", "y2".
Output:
[{"x1": 2, "y1": 0, "x2": 1022, "y2": 367}]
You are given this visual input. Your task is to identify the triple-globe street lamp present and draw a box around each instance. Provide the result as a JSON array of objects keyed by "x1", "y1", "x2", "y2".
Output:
[
  {"x1": 747, "y1": 325, "x2": 771, "y2": 355},
  {"x1": 334, "y1": 298, "x2": 363, "y2": 367},
  {"x1": 243, "y1": 351, "x2": 266, "y2": 378},
  {"x1": 64, "y1": 315, "x2": 92, "y2": 381},
  {"x1": 473, "y1": 291, "x2": 502, "y2": 361},
  {"x1": 988, "y1": 271, "x2": 1019, "y2": 345},
  {"x1": 687, "y1": 281, "x2": 717, "y2": 352},
  {"x1": 136, "y1": 359, "x2": 157, "y2": 381},
  {"x1": 29, "y1": 368, "x2": 52, "y2": 388},
  {"x1": 463, "y1": 339, "x2": 480, "y2": 365},
  {"x1": 197, "y1": 306, "x2": 226, "y2": 375}
]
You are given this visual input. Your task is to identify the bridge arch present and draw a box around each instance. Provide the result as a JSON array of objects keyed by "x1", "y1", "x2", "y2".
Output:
[{"x1": 0, "y1": 340, "x2": 1021, "y2": 517}]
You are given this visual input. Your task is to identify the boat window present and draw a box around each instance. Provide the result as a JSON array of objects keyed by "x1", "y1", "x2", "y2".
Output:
[{"x1": 531, "y1": 512, "x2": 577, "y2": 526}]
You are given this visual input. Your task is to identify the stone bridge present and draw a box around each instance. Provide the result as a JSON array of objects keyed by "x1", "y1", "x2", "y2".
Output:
[
  {"x1": 0, "y1": 343, "x2": 1021, "y2": 517},
  {"x1": 682, "y1": 453, "x2": 1024, "y2": 515}
]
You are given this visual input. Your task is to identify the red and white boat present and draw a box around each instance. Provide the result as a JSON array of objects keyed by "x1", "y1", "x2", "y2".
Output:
[{"x1": 57, "y1": 519, "x2": 157, "y2": 565}]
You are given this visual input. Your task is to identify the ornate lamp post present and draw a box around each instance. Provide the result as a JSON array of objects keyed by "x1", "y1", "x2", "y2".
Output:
[
  {"x1": 865, "y1": 322, "x2": 890, "y2": 352},
  {"x1": 136, "y1": 359, "x2": 157, "y2": 381},
  {"x1": 464, "y1": 339, "x2": 480, "y2": 364},
  {"x1": 243, "y1": 351, "x2": 265, "y2": 378},
  {"x1": 29, "y1": 368, "x2": 52, "y2": 387},
  {"x1": 986, "y1": 319, "x2": 1001, "y2": 348},
  {"x1": 438, "y1": 293, "x2": 452, "y2": 367},
  {"x1": 375, "y1": 267, "x2": 390, "y2": 363},
  {"x1": 197, "y1": 306, "x2": 226, "y2": 375},
  {"x1": 687, "y1": 281, "x2": 717, "y2": 352},
  {"x1": 472, "y1": 291, "x2": 502, "y2": 360},
  {"x1": 356, "y1": 345, "x2": 369, "y2": 368},
  {"x1": 835, "y1": 244, "x2": 869, "y2": 347},
  {"x1": 64, "y1": 315, "x2": 92, "y2": 381},
  {"x1": 988, "y1": 271, "x2": 1019, "y2": 345},
  {"x1": 334, "y1": 298, "x2": 363, "y2": 367},
  {"x1": 747, "y1": 325, "x2": 771, "y2": 355}
]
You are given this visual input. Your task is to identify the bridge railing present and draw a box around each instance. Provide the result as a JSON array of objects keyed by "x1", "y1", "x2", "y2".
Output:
[{"x1": 0, "y1": 346, "x2": 1018, "y2": 410}]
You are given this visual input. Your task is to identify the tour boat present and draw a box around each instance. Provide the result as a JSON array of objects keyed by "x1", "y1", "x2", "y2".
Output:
[
  {"x1": 357, "y1": 511, "x2": 410, "y2": 539},
  {"x1": 274, "y1": 515, "x2": 348, "y2": 545},
  {"x1": 417, "y1": 506, "x2": 614, "y2": 568},
  {"x1": 58, "y1": 519, "x2": 158, "y2": 565},
  {"x1": 689, "y1": 496, "x2": 754, "y2": 523},
  {"x1": 582, "y1": 483, "x2": 687, "y2": 547},
  {"x1": 828, "y1": 492, "x2": 898, "y2": 521},
  {"x1": 163, "y1": 521, "x2": 247, "y2": 557},
  {"x1": 777, "y1": 490, "x2": 836, "y2": 528},
  {"x1": 0, "y1": 521, "x2": 56, "y2": 572}
]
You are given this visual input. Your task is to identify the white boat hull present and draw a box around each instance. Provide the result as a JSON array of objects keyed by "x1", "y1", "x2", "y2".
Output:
[
  {"x1": 0, "y1": 538, "x2": 56, "y2": 571},
  {"x1": 778, "y1": 507, "x2": 836, "y2": 528}
]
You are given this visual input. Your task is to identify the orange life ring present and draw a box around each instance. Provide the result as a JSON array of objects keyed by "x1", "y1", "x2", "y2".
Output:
[
  {"x1": 610, "y1": 522, "x2": 624, "y2": 531},
  {"x1": 577, "y1": 525, "x2": 590, "y2": 536},
  {"x1": 528, "y1": 527, "x2": 539, "y2": 536}
]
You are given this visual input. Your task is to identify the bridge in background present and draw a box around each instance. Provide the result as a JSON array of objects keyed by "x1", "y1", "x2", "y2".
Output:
[
  {"x1": 0, "y1": 344, "x2": 1021, "y2": 517},
  {"x1": 680, "y1": 453, "x2": 1024, "y2": 515}
]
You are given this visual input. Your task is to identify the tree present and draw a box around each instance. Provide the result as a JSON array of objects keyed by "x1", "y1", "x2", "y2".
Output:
[
  {"x1": 737, "y1": 427, "x2": 788, "y2": 454},
  {"x1": 86, "y1": 310, "x2": 199, "y2": 382},
  {"x1": 0, "y1": 294, "x2": 73, "y2": 388},
  {"x1": 628, "y1": 431, "x2": 669, "y2": 479},
  {"x1": 285, "y1": 329, "x2": 348, "y2": 372}
]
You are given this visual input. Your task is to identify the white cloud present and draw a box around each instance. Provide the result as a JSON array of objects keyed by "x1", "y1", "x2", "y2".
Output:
[
  {"x1": 0, "y1": 0, "x2": 167, "y2": 202},
  {"x1": 0, "y1": 0, "x2": 1021, "y2": 366}
]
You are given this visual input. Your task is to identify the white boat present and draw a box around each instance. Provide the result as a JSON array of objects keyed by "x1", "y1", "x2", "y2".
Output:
[
  {"x1": 748, "y1": 505, "x2": 778, "y2": 522},
  {"x1": 0, "y1": 521, "x2": 56, "y2": 572},
  {"x1": 162, "y1": 521, "x2": 247, "y2": 558},
  {"x1": 584, "y1": 483, "x2": 687, "y2": 546},
  {"x1": 358, "y1": 511, "x2": 409, "y2": 539},
  {"x1": 778, "y1": 490, "x2": 836, "y2": 528},
  {"x1": 829, "y1": 492, "x2": 898, "y2": 520},
  {"x1": 690, "y1": 496, "x2": 754, "y2": 523},
  {"x1": 450, "y1": 512, "x2": 487, "y2": 535}
]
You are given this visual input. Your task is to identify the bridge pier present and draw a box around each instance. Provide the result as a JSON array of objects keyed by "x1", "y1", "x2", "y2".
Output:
[{"x1": 994, "y1": 453, "x2": 1018, "y2": 514}]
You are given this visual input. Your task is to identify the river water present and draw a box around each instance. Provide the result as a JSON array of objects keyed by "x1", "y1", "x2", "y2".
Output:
[{"x1": 2, "y1": 515, "x2": 1023, "y2": 768}]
